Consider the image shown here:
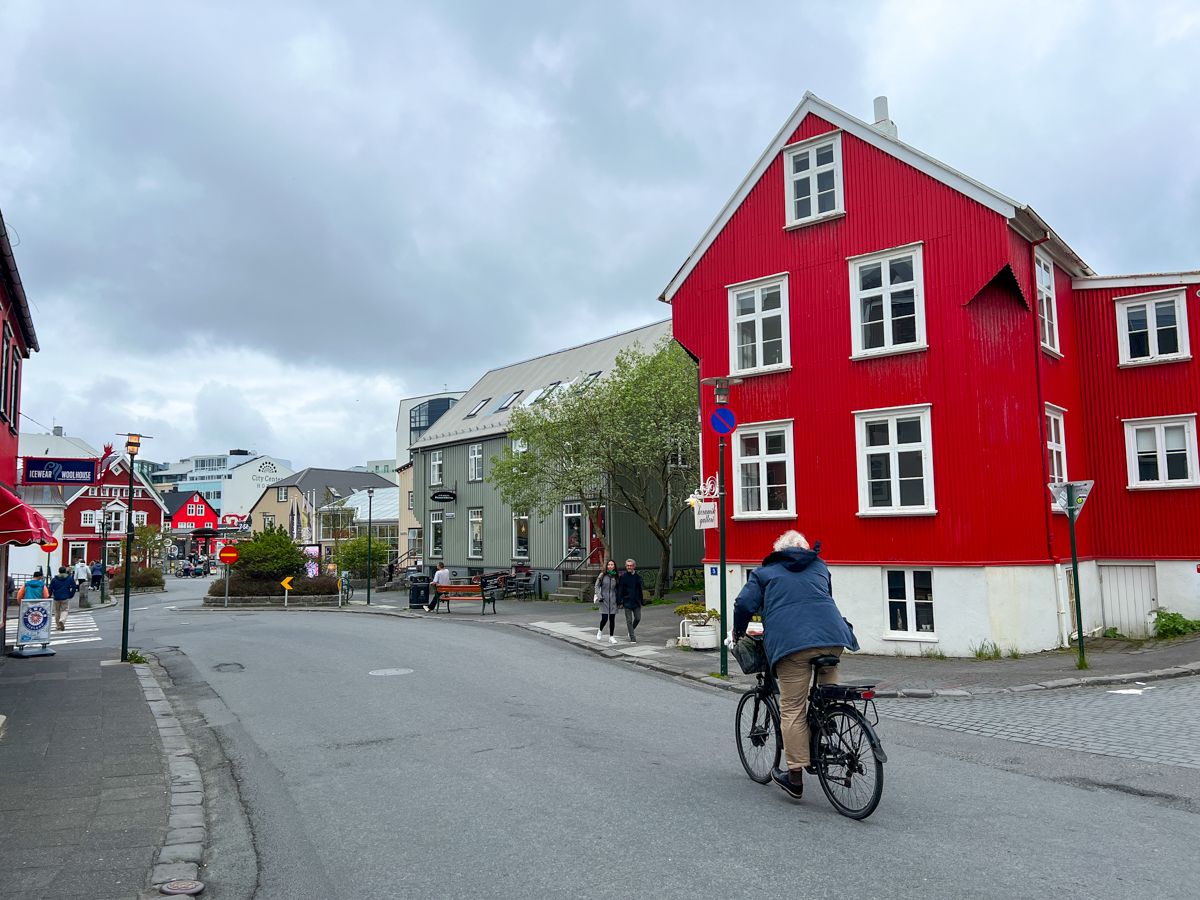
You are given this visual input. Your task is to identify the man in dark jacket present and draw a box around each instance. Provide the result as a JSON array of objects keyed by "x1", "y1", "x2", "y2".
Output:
[
  {"x1": 49, "y1": 566, "x2": 78, "y2": 632},
  {"x1": 616, "y1": 559, "x2": 647, "y2": 643},
  {"x1": 732, "y1": 531, "x2": 858, "y2": 800}
]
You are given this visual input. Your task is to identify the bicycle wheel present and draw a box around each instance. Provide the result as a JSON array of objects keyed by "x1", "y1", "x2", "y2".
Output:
[
  {"x1": 814, "y1": 704, "x2": 884, "y2": 819},
  {"x1": 345, "y1": 583, "x2": 355, "y2": 601},
  {"x1": 735, "y1": 690, "x2": 781, "y2": 784}
]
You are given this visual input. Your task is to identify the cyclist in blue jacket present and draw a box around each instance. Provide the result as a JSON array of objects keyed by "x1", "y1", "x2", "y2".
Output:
[{"x1": 732, "y1": 530, "x2": 858, "y2": 800}]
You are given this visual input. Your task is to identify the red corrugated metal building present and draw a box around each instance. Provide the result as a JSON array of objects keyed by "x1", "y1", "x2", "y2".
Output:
[{"x1": 664, "y1": 93, "x2": 1199, "y2": 654}]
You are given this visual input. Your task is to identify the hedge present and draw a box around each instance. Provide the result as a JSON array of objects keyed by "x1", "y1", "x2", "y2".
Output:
[
  {"x1": 109, "y1": 566, "x2": 166, "y2": 588},
  {"x1": 207, "y1": 573, "x2": 340, "y2": 598}
]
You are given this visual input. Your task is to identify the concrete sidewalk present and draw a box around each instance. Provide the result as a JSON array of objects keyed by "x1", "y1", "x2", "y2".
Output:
[
  {"x1": 0, "y1": 646, "x2": 170, "y2": 900},
  {"x1": 185, "y1": 594, "x2": 1200, "y2": 697}
]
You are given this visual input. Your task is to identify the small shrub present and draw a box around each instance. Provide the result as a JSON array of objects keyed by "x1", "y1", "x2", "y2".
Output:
[
  {"x1": 971, "y1": 640, "x2": 1002, "y2": 660},
  {"x1": 109, "y1": 566, "x2": 165, "y2": 588},
  {"x1": 126, "y1": 649, "x2": 148, "y2": 664},
  {"x1": 1006, "y1": 647, "x2": 1021, "y2": 659},
  {"x1": 673, "y1": 602, "x2": 720, "y2": 625},
  {"x1": 1153, "y1": 609, "x2": 1200, "y2": 639},
  {"x1": 1102, "y1": 627, "x2": 1128, "y2": 640}
]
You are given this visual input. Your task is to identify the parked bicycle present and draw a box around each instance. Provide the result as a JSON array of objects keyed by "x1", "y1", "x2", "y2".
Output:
[
  {"x1": 734, "y1": 644, "x2": 886, "y2": 819},
  {"x1": 339, "y1": 577, "x2": 355, "y2": 604}
]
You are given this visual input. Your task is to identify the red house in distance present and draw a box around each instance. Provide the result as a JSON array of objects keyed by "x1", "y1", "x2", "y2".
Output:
[
  {"x1": 162, "y1": 490, "x2": 219, "y2": 557},
  {"x1": 664, "y1": 93, "x2": 1200, "y2": 654},
  {"x1": 61, "y1": 455, "x2": 168, "y2": 568}
]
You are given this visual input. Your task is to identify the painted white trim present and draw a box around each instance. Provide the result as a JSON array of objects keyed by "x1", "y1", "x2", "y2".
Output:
[
  {"x1": 730, "y1": 419, "x2": 796, "y2": 519},
  {"x1": 725, "y1": 271, "x2": 791, "y2": 291},
  {"x1": 1074, "y1": 273, "x2": 1200, "y2": 290},
  {"x1": 1045, "y1": 404, "x2": 1068, "y2": 512},
  {"x1": 1122, "y1": 414, "x2": 1199, "y2": 489},
  {"x1": 728, "y1": 274, "x2": 791, "y2": 377},
  {"x1": 785, "y1": 211, "x2": 845, "y2": 232},
  {"x1": 853, "y1": 404, "x2": 936, "y2": 515},
  {"x1": 659, "y1": 92, "x2": 1032, "y2": 305},
  {"x1": 1035, "y1": 252, "x2": 1061, "y2": 355},
  {"x1": 783, "y1": 132, "x2": 844, "y2": 228},
  {"x1": 881, "y1": 567, "x2": 939, "y2": 641},
  {"x1": 848, "y1": 243, "x2": 927, "y2": 359},
  {"x1": 1113, "y1": 287, "x2": 1191, "y2": 367}
]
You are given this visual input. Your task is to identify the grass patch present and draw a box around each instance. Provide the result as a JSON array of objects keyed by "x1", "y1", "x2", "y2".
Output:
[
  {"x1": 970, "y1": 640, "x2": 1003, "y2": 660},
  {"x1": 920, "y1": 647, "x2": 948, "y2": 660},
  {"x1": 1006, "y1": 647, "x2": 1021, "y2": 659},
  {"x1": 126, "y1": 649, "x2": 148, "y2": 664},
  {"x1": 708, "y1": 672, "x2": 728, "y2": 679},
  {"x1": 591, "y1": 606, "x2": 599, "y2": 611},
  {"x1": 1076, "y1": 657, "x2": 1090, "y2": 670}
]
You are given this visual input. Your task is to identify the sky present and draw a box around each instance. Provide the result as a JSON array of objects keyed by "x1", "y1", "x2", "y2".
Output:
[{"x1": 1, "y1": 0, "x2": 1199, "y2": 468}]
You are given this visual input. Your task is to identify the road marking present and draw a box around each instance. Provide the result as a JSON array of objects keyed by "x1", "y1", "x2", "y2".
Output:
[
  {"x1": 369, "y1": 668, "x2": 413, "y2": 676},
  {"x1": 134, "y1": 607, "x2": 150, "y2": 610}
]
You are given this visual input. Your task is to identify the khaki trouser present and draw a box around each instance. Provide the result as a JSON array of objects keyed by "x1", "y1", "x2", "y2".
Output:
[
  {"x1": 775, "y1": 646, "x2": 842, "y2": 769},
  {"x1": 53, "y1": 599, "x2": 69, "y2": 628}
]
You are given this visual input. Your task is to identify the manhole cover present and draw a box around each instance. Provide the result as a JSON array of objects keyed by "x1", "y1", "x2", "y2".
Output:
[
  {"x1": 160, "y1": 879, "x2": 205, "y2": 895},
  {"x1": 369, "y1": 668, "x2": 413, "y2": 676}
]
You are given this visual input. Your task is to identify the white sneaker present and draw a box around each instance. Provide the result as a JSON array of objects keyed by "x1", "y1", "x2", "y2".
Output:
[
  {"x1": 597, "y1": 629, "x2": 603, "y2": 640},
  {"x1": 609, "y1": 636, "x2": 617, "y2": 644}
]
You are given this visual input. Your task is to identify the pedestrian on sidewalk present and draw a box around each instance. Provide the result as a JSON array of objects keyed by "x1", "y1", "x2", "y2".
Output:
[
  {"x1": 90, "y1": 560, "x2": 103, "y2": 591},
  {"x1": 731, "y1": 530, "x2": 858, "y2": 801},
  {"x1": 73, "y1": 558, "x2": 91, "y2": 607},
  {"x1": 49, "y1": 567, "x2": 78, "y2": 631},
  {"x1": 386, "y1": 561, "x2": 395, "y2": 583},
  {"x1": 18, "y1": 568, "x2": 49, "y2": 606},
  {"x1": 595, "y1": 560, "x2": 620, "y2": 643},
  {"x1": 425, "y1": 562, "x2": 450, "y2": 612},
  {"x1": 616, "y1": 559, "x2": 647, "y2": 643}
]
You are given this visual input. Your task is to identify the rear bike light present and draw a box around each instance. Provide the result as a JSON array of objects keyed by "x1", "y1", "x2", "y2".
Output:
[{"x1": 860, "y1": 691, "x2": 875, "y2": 700}]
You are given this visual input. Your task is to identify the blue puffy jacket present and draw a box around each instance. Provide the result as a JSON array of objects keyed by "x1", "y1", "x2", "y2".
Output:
[
  {"x1": 732, "y1": 546, "x2": 859, "y2": 667},
  {"x1": 49, "y1": 575, "x2": 78, "y2": 601}
]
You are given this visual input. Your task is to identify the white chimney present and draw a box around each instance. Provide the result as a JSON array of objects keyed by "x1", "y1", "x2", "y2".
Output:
[{"x1": 872, "y1": 96, "x2": 898, "y2": 139}]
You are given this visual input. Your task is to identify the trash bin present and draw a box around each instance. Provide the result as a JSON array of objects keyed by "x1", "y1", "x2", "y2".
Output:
[{"x1": 409, "y1": 574, "x2": 431, "y2": 610}]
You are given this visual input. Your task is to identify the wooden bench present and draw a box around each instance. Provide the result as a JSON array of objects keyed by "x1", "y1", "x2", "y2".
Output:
[{"x1": 431, "y1": 583, "x2": 497, "y2": 615}]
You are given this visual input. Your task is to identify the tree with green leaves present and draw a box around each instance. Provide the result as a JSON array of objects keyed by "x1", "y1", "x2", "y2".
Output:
[
  {"x1": 332, "y1": 534, "x2": 381, "y2": 579},
  {"x1": 132, "y1": 524, "x2": 172, "y2": 567},
  {"x1": 234, "y1": 523, "x2": 307, "y2": 580},
  {"x1": 489, "y1": 335, "x2": 699, "y2": 597}
]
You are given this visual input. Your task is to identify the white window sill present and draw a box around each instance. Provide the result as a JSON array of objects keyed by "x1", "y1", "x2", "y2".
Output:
[
  {"x1": 1118, "y1": 354, "x2": 1193, "y2": 368},
  {"x1": 732, "y1": 511, "x2": 797, "y2": 521},
  {"x1": 1041, "y1": 344, "x2": 1064, "y2": 360},
  {"x1": 729, "y1": 365, "x2": 792, "y2": 380},
  {"x1": 1126, "y1": 482, "x2": 1200, "y2": 491},
  {"x1": 857, "y1": 508, "x2": 938, "y2": 517},
  {"x1": 882, "y1": 633, "x2": 939, "y2": 643},
  {"x1": 850, "y1": 344, "x2": 929, "y2": 362},
  {"x1": 784, "y1": 210, "x2": 846, "y2": 232}
]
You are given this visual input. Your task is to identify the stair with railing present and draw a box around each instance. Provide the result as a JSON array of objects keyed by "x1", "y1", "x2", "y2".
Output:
[{"x1": 549, "y1": 564, "x2": 603, "y2": 602}]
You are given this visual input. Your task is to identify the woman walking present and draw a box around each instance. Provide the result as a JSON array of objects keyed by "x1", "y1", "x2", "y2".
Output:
[{"x1": 595, "y1": 560, "x2": 619, "y2": 643}]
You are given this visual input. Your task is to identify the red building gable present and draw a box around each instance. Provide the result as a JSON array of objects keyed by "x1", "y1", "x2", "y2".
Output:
[
  {"x1": 61, "y1": 457, "x2": 168, "y2": 567},
  {"x1": 666, "y1": 93, "x2": 1199, "y2": 653},
  {"x1": 163, "y1": 490, "x2": 218, "y2": 532}
]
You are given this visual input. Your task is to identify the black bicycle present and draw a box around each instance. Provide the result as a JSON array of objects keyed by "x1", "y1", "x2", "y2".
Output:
[{"x1": 735, "y1": 651, "x2": 886, "y2": 819}]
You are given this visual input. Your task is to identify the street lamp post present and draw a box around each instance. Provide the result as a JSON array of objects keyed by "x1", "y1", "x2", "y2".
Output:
[
  {"x1": 119, "y1": 433, "x2": 149, "y2": 662},
  {"x1": 699, "y1": 376, "x2": 742, "y2": 678},
  {"x1": 366, "y1": 488, "x2": 374, "y2": 606}
]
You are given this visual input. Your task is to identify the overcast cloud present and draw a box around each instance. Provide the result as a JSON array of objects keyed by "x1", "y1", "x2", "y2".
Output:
[{"x1": 1, "y1": 0, "x2": 1198, "y2": 467}]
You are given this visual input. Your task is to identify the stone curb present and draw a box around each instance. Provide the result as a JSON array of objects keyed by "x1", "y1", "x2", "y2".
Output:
[
  {"x1": 174, "y1": 604, "x2": 1200, "y2": 699},
  {"x1": 131, "y1": 660, "x2": 207, "y2": 890}
]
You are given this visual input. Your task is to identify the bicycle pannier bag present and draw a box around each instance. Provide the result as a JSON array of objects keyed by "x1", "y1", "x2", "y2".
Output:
[{"x1": 731, "y1": 635, "x2": 768, "y2": 674}]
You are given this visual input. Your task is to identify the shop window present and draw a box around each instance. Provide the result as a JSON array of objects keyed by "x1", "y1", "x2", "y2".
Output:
[{"x1": 885, "y1": 569, "x2": 936, "y2": 639}]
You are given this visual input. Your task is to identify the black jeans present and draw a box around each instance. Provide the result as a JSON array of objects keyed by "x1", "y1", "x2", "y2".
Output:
[{"x1": 623, "y1": 605, "x2": 642, "y2": 639}]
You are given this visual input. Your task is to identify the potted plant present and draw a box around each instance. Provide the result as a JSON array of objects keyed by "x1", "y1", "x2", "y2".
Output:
[{"x1": 673, "y1": 601, "x2": 721, "y2": 650}]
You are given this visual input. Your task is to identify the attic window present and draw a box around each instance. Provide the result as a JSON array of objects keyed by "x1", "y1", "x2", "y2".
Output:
[
  {"x1": 524, "y1": 383, "x2": 560, "y2": 406},
  {"x1": 465, "y1": 398, "x2": 491, "y2": 418},
  {"x1": 784, "y1": 132, "x2": 843, "y2": 228},
  {"x1": 494, "y1": 391, "x2": 523, "y2": 412}
]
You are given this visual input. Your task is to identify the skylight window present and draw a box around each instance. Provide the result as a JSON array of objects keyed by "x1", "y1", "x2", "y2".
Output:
[
  {"x1": 524, "y1": 382, "x2": 561, "y2": 406},
  {"x1": 465, "y1": 398, "x2": 491, "y2": 418},
  {"x1": 494, "y1": 391, "x2": 523, "y2": 412}
]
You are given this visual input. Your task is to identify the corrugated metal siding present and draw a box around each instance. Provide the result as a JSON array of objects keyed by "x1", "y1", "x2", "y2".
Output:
[
  {"x1": 672, "y1": 120, "x2": 1054, "y2": 566},
  {"x1": 1075, "y1": 283, "x2": 1200, "y2": 558}
]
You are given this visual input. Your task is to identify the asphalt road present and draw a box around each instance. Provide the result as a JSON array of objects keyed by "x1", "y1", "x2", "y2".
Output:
[{"x1": 73, "y1": 579, "x2": 1200, "y2": 899}]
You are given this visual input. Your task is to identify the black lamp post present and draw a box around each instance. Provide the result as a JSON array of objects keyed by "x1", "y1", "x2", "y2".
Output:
[
  {"x1": 119, "y1": 433, "x2": 149, "y2": 662},
  {"x1": 366, "y1": 487, "x2": 374, "y2": 606}
]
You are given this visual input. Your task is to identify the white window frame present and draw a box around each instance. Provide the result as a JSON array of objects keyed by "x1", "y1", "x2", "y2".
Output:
[
  {"x1": 854, "y1": 403, "x2": 936, "y2": 516},
  {"x1": 783, "y1": 131, "x2": 844, "y2": 229},
  {"x1": 468, "y1": 444, "x2": 484, "y2": 482},
  {"x1": 1114, "y1": 288, "x2": 1192, "y2": 367},
  {"x1": 429, "y1": 450, "x2": 443, "y2": 486},
  {"x1": 408, "y1": 491, "x2": 413, "y2": 510},
  {"x1": 882, "y1": 568, "x2": 938, "y2": 642},
  {"x1": 87, "y1": 487, "x2": 97, "y2": 497},
  {"x1": 1035, "y1": 253, "x2": 1061, "y2": 356},
  {"x1": 1122, "y1": 414, "x2": 1199, "y2": 489},
  {"x1": 512, "y1": 512, "x2": 529, "y2": 559},
  {"x1": 727, "y1": 273, "x2": 791, "y2": 377},
  {"x1": 276, "y1": 486, "x2": 288, "y2": 503},
  {"x1": 1046, "y1": 404, "x2": 1068, "y2": 512},
  {"x1": 187, "y1": 503, "x2": 196, "y2": 516},
  {"x1": 848, "y1": 242, "x2": 927, "y2": 359},
  {"x1": 468, "y1": 508, "x2": 484, "y2": 558},
  {"x1": 429, "y1": 510, "x2": 444, "y2": 557},
  {"x1": 262, "y1": 514, "x2": 275, "y2": 529},
  {"x1": 731, "y1": 419, "x2": 796, "y2": 520},
  {"x1": 134, "y1": 511, "x2": 147, "y2": 527},
  {"x1": 80, "y1": 510, "x2": 96, "y2": 527}
]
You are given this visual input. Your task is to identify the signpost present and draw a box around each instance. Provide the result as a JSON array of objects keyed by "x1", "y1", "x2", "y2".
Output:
[
  {"x1": 219, "y1": 546, "x2": 239, "y2": 608},
  {"x1": 281, "y1": 575, "x2": 294, "y2": 608},
  {"x1": 704, "y1": 397, "x2": 739, "y2": 677},
  {"x1": 1047, "y1": 480, "x2": 1094, "y2": 668}
]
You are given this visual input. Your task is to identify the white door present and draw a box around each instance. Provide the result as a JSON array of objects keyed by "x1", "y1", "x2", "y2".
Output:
[{"x1": 1099, "y1": 565, "x2": 1157, "y2": 639}]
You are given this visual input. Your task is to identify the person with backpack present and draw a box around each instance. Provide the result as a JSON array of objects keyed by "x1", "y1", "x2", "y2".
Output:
[
  {"x1": 18, "y1": 568, "x2": 50, "y2": 606},
  {"x1": 49, "y1": 567, "x2": 78, "y2": 631},
  {"x1": 91, "y1": 560, "x2": 104, "y2": 591}
]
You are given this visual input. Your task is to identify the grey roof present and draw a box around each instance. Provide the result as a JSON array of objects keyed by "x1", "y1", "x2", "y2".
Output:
[
  {"x1": 18, "y1": 432, "x2": 100, "y2": 460},
  {"x1": 318, "y1": 486, "x2": 400, "y2": 522},
  {"x1": 412, "y1": 320, "x2": 672, "y2": 450},
  {"x1": 264, "y1": 467, "x2": 394, "y2": 504}
]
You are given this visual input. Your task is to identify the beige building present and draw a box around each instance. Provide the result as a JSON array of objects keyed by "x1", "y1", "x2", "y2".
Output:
[
  {"x1": 247, "y1": 467, "x2": 393, "y2": 541},
  {"x1": 316, "y1": 463, "x2": 416, "y2": 568}
]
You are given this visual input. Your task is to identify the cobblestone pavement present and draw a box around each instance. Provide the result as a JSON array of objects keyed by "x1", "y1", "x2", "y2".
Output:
[{"x1": 880, "y1": 676, "x2": 1200, "y2": 769}]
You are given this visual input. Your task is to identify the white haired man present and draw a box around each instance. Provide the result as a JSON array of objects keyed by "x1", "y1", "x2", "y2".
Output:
[{"x1": 731, "y1": 530, "x2": 858, "y2": 800}]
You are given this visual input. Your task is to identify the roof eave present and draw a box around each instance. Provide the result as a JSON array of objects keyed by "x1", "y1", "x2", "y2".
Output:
[
  {"x1": 1011, "y1": 206, "x2": 1094, "y2": 277},
  {"x1": 0, "y1": 209, "x2": 39, "y2": 353}
]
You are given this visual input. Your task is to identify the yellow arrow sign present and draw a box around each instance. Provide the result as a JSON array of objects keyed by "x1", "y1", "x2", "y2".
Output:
[{"x1": 281, "y1": 576, "x2": 294, "y2": 591}]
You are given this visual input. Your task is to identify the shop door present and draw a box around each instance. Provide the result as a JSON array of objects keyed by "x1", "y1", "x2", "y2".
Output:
[
  {"x1": 1099, "y1": 565, "x2": 1157, "y2": 639},
  {"x1": 563, "y1": 503, "x2": 583, "y2": 559},
  {"x1": 586, "y1": 506, "x2": 606, "y2": 564}
]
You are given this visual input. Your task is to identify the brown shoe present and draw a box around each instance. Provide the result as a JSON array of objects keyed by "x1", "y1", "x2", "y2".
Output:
[{"x1": 57, "y1": 623, "x2": 66, "y2": 631}]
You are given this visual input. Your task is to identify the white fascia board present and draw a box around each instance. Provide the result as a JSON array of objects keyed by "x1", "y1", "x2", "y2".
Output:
[
  {"x1": 1073, "y1": 272, "x2": 1200, "y2": 290},
  {"x1": 1011, "y1": 207, "x2": 1094, "y2": 277},
  {"x1": 658, "y1": 92, "x2": 1024, "y2": 305}
]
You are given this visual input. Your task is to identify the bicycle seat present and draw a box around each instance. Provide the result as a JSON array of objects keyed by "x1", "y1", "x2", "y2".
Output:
[{"x1": 810, "y1": 655, "x2": 841, "y2": 669}]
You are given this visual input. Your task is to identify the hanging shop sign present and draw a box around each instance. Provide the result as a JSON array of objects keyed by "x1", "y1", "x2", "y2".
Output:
[
  {"x1": 430, "y1": 490, "x2": 457, "y2": 503},
  {"x1": 22, "y1": 457, "x2": 99, "y2": 485}
]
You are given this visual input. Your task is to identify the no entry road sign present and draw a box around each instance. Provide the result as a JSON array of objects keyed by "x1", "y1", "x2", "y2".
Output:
[
  {"x1": 710, "y1": 408, "x2": 737, "y2": 434},
  {"x1": 218, "y1": 546, "x2": 239, "y2": 565},
  {"x1": 41, "y1": 537, "x2": 59, "y2": 553}
]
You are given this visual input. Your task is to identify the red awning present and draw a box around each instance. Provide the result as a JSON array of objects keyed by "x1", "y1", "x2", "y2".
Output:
[{"x1": 0, "y1": 485, "x2": 54, "y2": 546}]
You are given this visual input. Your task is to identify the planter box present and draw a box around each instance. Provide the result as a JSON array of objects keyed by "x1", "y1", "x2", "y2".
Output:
[{"x1": 202, "y1": 595, "x2": 340, "y2": 607}]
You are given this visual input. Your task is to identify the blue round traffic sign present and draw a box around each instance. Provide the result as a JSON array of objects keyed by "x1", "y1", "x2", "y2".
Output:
[{"x1": 710, "y1": 408, "x2": 737, "y2": 434}]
